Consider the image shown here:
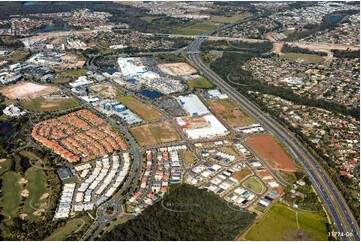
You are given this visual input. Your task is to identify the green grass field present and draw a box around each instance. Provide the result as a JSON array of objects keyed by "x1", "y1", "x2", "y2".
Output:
[
  {"x1": 22, "y1": 167, "x2": 49, "y2": 221},
  {"x1": 9, "y1": 50, "x2": 29, "y2": 62},
  {"x1": 21, "y1": 97, "x2": 79, "y2": 112},
  {"x1": 210, "y1": 12, "x2": 252, "y2": 23},
  {"x1": 53, "y1": 77, "x2": 72, "y2": 84},
  {"x1": 58, "y1": 69, "x2": 87, "y2": 77},
  {"x1": 118, "y1": 96, "x2": 162, "y2": 121},
  {"x1": 242, "y1": 177, "x2": 265, "y2": 194},
  {"x1": 189, "y1": 76, "x2": 214, "y2": 89},
  {"x1": 245, "y1": 203, "x2": 328, "y2": 241},
  {"x1": 171, "y1": 22, "x2": 217, "y2": 35},
  {"x1": 0, "y1": 159, "x2": 12, "y2": 175},
  {"x1": 281, "y1": 52, "x2": 325, "y2": 63},
  {"x1": 45, "y1": 218, "x2": 86, "y2": 241},
  {"x1": 140, "y1": 16, "x2": 162, "y2": 23},
  {"x1": 0, "y1": 171, "x2": 22, "y2": 217}
]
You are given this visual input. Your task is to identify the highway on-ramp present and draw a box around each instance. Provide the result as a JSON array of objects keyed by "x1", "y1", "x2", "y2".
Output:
[{"x1": 185, "y1": 36, "x2": 360, "y2": 241}]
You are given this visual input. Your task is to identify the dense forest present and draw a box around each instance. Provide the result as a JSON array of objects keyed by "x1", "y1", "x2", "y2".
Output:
[
  {"x1": 101, "y1": 184, "x2": 256, "y2": 241},
  {"x1": 210, "y1": 52, "x2": 359, "y2": 119},
  {"x1": 201, "y1": 40, "x2": 273, "y2": 55},
  {"x1": 281, "y1": 44, "x2": 327, "y2": 56},
  {"x1": 332, "y1": 49, "x2": 360, "y2": 59}
]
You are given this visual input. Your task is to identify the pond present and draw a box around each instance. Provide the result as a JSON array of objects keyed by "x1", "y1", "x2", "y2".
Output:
[
  {"x1": 101, "y1": 68, "x2": 118, "y2": 74},
  {"x1": 140, "y1": 89, "x2": 164, "y2": 99},
  {"x1": 0, "y1": 121, "x2": 13, "y2": 139},
  {"x1": 23, "y1": 2, "x2": 35, "y2": 6},
  {"x1": 37, "y1": 25, "x2": 69, "y2": 33},
  {"x1": 20, "y1": 156, "x2": 31, "y2": 173},
  {"x1": 327, "y1": 16, "x2": 341, "y2": 21}
]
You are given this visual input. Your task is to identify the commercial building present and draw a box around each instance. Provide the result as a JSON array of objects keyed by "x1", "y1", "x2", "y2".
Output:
[
  {"x1": 177, "y1": 94, "x2": 209, "y2": 116},
  {"x1": 177, "y1": 114, "x2": 229, "y2": 139}
]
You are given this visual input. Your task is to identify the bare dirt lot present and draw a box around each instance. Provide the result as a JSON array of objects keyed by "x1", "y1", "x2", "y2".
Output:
[
  {"x1": 247, "y1": 135, "x2": 297, "y2": 171},
  {"x1": 130, "y1": 122, "x2": 179, "y2": 146},
  {"x1": 0, "y1": 82, "x2": 59, "y2": 100},
  {"x1": 158, "y1": 62, "x2": 197, "y2": 76},
  {"x1": 90, "y1": 83, "x2": 122, "y2": 98},
  {"x1": 60, "y1": 54, "x2": 86, "y2": 68}
]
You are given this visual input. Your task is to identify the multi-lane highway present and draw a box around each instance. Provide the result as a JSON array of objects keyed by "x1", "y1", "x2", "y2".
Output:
[{"x1": 186, "y1": 36, "x2": 360, "y2": 241}]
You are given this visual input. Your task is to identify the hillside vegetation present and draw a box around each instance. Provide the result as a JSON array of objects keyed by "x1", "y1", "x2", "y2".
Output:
[{"x1": 101, "y1": 184, "x2": 256, "y2": 240}]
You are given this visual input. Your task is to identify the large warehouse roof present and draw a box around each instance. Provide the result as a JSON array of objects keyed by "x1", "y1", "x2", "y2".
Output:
[
  {"x1": 185, "y1": 114, "x2": 229, "y2": 139},
  {"x1": 177, "y1": 94, "x2": 210, "y2": 116}
]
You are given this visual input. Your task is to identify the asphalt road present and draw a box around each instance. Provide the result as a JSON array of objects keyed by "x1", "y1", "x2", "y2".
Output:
[{"x1": 186, "y1": 36, "x2": 360, "y2": 241}]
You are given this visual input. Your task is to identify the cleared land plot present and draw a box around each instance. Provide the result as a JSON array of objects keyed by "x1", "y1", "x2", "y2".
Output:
[
  {"x1": 0, "y1": 171, "x2": 22, "y2": 217},
  {"x1": 59, "y1": 54, "x2": 86, "y2": 68},
  {"x1": 22, "y1": 167, "x2": 49, "y2": 221},
  {"x1": 171, "y1": 22, "x2": 217, "y2": 35},
  {"x1": 210, "y1": 12, "x2": 252, "y2": 23},
  {"x1": 209, "y1": 98, "x2": 256, "y2": 127},
  {"x1": 242, "y1": 176, "x2": 265, "y2": 194},
  {"x1": 21, "y1": 97, "x2": 79, "y2": 112},
  {"x1": 181, "y1": 151, "x2": 197, "y2": 169},
  {"x1": 118, "y1": 96, "x2": 162, "y2": 121},
  {"x1": 90, "y1": 83, "x2": 123, "y2": 98},
  {"x1": 231, "y1": 168, "x2": 252, "y2": 182},
  {"x1": 0, "y1": 82, "x2": 59, "y2": 100},
  {"x1": 245, "y1": 203, "x2": 328, "y2": 241},
  {"x1": 247, "y1": 135, "x2": 297, "y2": 171},
  {"x1": 45, "y1": 217, "x2": 86, "y2": 241},
  {"x1": 189, "y1": 76, "x2": 214, "y2": 89},
  {"x1": 130, "y1": 123, "x2": 179, "y2": 146},
  {"x1": 281, "y1": 52, "x2": 325, "y2": 63},
  {"x1": 158, "y1": 62, "x2": 197, "y2": 76}
]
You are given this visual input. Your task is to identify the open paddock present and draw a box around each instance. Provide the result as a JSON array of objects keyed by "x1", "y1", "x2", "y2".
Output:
[
  {"x1": 130, "y1": 122, "x2": 179, "y2": 146},
  {"x1": 21, "y1": 97, "x2": 79, "y2": 112},
  {"x1": 0, "y1": 82, "x2": 60, "y2": 100},
  {"x1": 247, "y1": 135, "x2": 297, "y2": 171},
  {"x1": 209, "y1": 98, "x2": 256, "y2": 127},
  {"x1": 118, "y1": 96, "x2": 162, "y2": 121}
]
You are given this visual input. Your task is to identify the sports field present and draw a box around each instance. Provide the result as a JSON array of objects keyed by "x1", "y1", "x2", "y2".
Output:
[
  {"x1": 209, "y1": 98, "x2": 256, "y2": 127},
  {"x1": 118, "y1": 96, "x2": 162, "y2": 121},
  {"x1": 281, "y1": 52, "x2": 325, "y2": 63},
  {"x1": 242, "y1": 176, "x2": 265, "y2": 194},
  {"x1": 245, "y1": 203, "x2": 328, "y2": 241},
  {"x1": 21, "y1": 97, "x2": 79, "y2": 112},
  {"x1": 247, "y1": 135, "x2": 297, "y2": 171},
  {"x1": 130, "y1": 122, "x2": 179, "y2": 146}
]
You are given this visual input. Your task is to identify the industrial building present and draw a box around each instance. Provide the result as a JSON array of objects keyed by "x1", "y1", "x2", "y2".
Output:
[
  {"x1": 177, "y1": 94, "x2": 210, "y2": 116},
  {"x1": 177, "y1": 114, "x2": 229, "y2": 139},
  {"x1": 207, "y1": 89, "x2": 229, "y2": 99}
]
